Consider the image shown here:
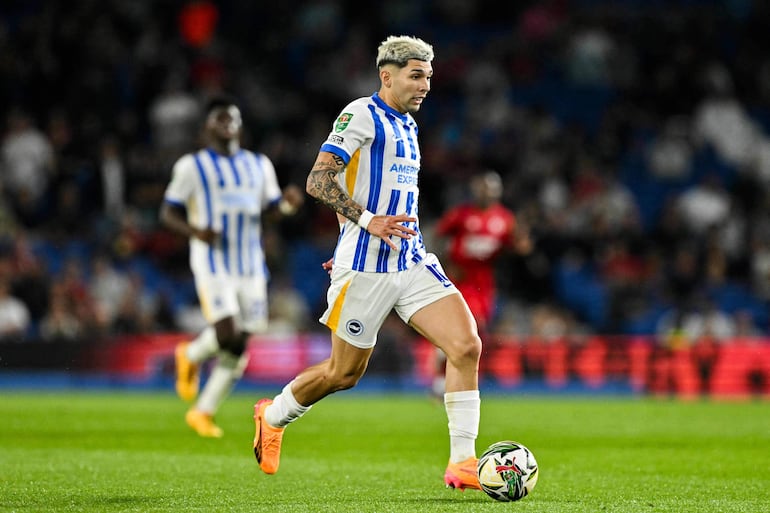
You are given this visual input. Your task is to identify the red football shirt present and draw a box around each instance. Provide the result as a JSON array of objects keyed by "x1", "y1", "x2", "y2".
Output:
[{"x1": 435, "y1": 203, "x2": 516, "y2": 326}]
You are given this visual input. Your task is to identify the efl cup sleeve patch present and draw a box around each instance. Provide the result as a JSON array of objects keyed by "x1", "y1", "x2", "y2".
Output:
[{"x1": 334, "y1": 113, "x2": 354, "y2": 133}]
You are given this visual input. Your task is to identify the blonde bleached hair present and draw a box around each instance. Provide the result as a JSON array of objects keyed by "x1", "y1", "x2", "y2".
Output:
[{"x1": 376, "y1": 35, "x2": 434, "y2": 69}]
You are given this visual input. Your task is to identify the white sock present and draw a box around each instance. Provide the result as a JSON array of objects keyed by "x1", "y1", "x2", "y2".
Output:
[
  {"x1": 432, "y1": 376, "x2": 446, "y2": 397},
  {"x1": 445, "y1": 390, "x2": 480, "y2": 463},
  {"x1": 265, "y1": 381, "x2": 310, "y2": 428},
  {"x1": 186, "y1": 327, "x2": 219, "y2": 363},
  {"x1": 196, "y1": 351, "x2": 240, "y2": 415}
]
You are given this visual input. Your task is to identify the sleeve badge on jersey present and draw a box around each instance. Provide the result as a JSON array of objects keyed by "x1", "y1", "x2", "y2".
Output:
[{"x1": 334, "y1": 113, "x2": 354, "y2": 133}]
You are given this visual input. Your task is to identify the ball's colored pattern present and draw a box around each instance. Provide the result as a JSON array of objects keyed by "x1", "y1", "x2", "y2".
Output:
[{"x1": 477, "y1": 441, "x2": 539, "y2": 501}]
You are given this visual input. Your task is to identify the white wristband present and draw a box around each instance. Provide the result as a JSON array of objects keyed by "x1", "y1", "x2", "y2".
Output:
[{"x1": 357, "y1": 210, "x2": 375, "y2": 230}]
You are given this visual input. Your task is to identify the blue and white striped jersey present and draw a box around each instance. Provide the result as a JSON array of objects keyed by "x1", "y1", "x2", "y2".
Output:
[
  {"x1": 320, "y1": 92, "x2": 427, "y2": 273},
  {"x1": 163, "y1": 148, "x2": 282, "y2": 278}
]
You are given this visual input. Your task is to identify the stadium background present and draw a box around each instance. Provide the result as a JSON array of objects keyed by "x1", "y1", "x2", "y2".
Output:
[{"x1": 1, "y1": 0, "x2": 769, "y2": 397}]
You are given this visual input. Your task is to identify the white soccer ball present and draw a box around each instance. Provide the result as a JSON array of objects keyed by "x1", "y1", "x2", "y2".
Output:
[{"x1": 477, "y1": 440, "x2": 539, "y2": 501}]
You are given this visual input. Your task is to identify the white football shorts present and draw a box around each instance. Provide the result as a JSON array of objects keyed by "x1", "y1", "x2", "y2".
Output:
[
  {"x1": 319, "y1": 253, "x2": 459, "y2": 349},
  {"x1": 194, "y1": 273, "x2": 269, "y2": 333}
]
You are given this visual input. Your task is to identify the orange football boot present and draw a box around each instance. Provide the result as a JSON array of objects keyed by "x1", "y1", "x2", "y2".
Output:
[
  {"x1": 253, "y1": 399, "x2": 285, "y2": 474},
  {"x1": 185, "y1": 409, "x2": 223, "y2": 438},
  {"x1": 175, "y1": 342, "x2": 199, "y2": 402},
  {"x1": 444, "y1": 457, "x2": 482, "y2": 490}
]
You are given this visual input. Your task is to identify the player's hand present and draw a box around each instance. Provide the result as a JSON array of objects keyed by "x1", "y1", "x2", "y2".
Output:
[
  {"x1": 515, "y1": 236, "x2": 534, "y2": 255},
  {"x1": 321, "y1": 257, "x2": 334, "y2": 275},
  {"x1": 366, "y1": 213, "x2": 417, "y2": 251},
  {"x1": 193, "y1": 227, "x2": 219, "y2": 245},
  {"x1": 282, "y1": 184, "x2": 305, "y2": 210}
]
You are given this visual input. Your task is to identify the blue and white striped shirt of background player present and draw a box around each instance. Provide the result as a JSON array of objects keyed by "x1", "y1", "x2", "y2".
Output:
[
  {"x1": 163, "y1": 148, "x2": 282, "y2": 278},
  {"x1": 322, "y1": 92, "x2": 430, "y2": 273}
]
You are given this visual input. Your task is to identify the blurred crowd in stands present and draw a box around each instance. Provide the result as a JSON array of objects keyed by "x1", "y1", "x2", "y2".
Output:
[{"x1": 2, "y1": 0, "x2": 770, "y2": 347}]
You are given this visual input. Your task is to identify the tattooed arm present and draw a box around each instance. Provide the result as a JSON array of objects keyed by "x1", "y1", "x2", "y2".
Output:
[
  {"x1": 306, "y1": 152, "x2": 365, "y2": 224},
  {"x1": 306, "y1": 151, "x2": 417, "y2": 251}
]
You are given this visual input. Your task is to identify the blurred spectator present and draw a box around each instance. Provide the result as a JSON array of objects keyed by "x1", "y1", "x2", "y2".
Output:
[
  {"x1": 148, "y1": 72, "x2": 201, "y2": 158},
  {"x1": 715, "y1": 202, "x2": 748, "y2": 266},
  {"x1": 598, "y1": 235, "x2": 649, "y2": 331},
  {"x1": 538, "y1": 166, "x2": 570, "y2": 226},
  {"x1": 7, "y1": 233, "x2": 50, "y2": 325},
  {"x1": 646, "y1": 116, "x2": 694, "y2": 181},
  {"x1": 463, "y1": 54, "x2": 516, "y2": 133},
  {"x1": 47, "y1": 180, "x2": 86, "y2": 239},
  {"x1": 0, "y1": 180, "x2": 18, "y2": 237},
  {"x1": 734, "y1": 309, "x2": 762, "y2": 338},
  {"x1": 564, "y1": 21, "x2": 616, "y2": 87},
  {"x1": 57, "y1": 257, "x2": 98, "y2": 331},
  {"x1": 99, "y1": 136, "x2": 126, "y2": 224},
  {"x1": 675, "y1": 173, "x2": 731, "y2": 237},
  {"x1": 657, "y1": 298, "x2": 738, "y2": 349},
  {"x1": 651, "y1": 199, "x2": 690, "y2": 259},
  {"x1": 692, "y1": 62, "x2": 762, "y2": 170},
  {"x1": 0, "y1": 109, "x2": 54, "y2": 228},
  {"x1": 681, "y1": 302, "x2": 736, "y2": 343},
  {"x1": 268, "y1": 279, "x2": 311, "y2": 335},
  {"x1": 87, "y1": 254, "x2": 131, "y2": 333},
  {"x1": 591, "y1": 171, "x2": 641, "y2": 237},
  {"x1": 665, "y1": 244, "x2": 701, "y2": 310},
  {"x1": 0, "y1": 277, "x2": 31, "y2": 341},
  {"x1": 109, "y1": 209, "x2": 146, "y2": 263},
  {"x1": 702, "y1": 230, "x2": 729, "y2": 290},
  {"x1": 749, "y1": 232, "x2": 770, "y2": 301},
  {"x1": 112, "y1": 272, "x2": 158, "y2": 334},
  {"x1": 39, "y1": 283, "x2": 83, "y2": 343},
  {"x1": 530, "y1": 303, "x2": 573, "y2": 341},
  {"x1": 563, "y1": 154, "x2": 606, "y2": 237}
]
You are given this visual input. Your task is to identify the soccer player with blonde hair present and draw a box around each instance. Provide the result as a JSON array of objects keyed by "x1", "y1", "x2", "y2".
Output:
[{"x1": 253, "y1": 36, "x2": 483, "y2": 491}]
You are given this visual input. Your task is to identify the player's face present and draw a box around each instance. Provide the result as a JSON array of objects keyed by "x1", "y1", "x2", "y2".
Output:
[
  {"x1": 472, "y1": 173, "x2": 503, "y2": 206},
  {"x1": 389, "y1": 60, "x2": 432, "y2": 114},
  {"x1": 207, "y1": 105, "x2": 242, "y2": 141}
]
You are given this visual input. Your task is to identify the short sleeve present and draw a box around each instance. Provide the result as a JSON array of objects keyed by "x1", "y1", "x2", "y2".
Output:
[
  {"x1": 435, "y1": 206, "x2": 464, "y2": 237},
  {"x1": 163, "y1": 154, "x2": 196, "y2": 206},
  {"x1": 319, "y1": 99, "x2": 372, "y2": 164},
  {"x1": 256, "y1": 153, "x2": 282, "y2": 208}
]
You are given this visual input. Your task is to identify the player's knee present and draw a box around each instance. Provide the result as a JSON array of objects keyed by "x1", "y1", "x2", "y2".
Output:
[
  {"x1": 328, "y1": 366, "x2": 366, "y2": 392},
  {"x1": 447, "y1": 332, "x2": 482, "y2": 367},
  {"x1": 217, "y1": 332, "x2": 248, "y2": 356},
  {"x1": 463, "y1": 334, "x2": 483, "y2": 363},
  {"x1": 334, "y1": 375, "x2": 360, "y2": 391}
]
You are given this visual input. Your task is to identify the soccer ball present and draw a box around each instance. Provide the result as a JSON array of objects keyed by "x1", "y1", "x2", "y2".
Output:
[{"x1": 477, "y1": 440, "x2": 539, "y2": 502}]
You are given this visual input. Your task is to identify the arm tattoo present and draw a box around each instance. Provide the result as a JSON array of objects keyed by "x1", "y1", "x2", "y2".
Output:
[{"x1": 307, "y1": 156, "x2": 365, "y2": 223}]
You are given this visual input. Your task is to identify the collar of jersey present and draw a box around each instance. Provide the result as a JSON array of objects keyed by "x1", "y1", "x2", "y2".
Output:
[
  {"x1": 205, "y1": 147, "x2": 241, "y2": 158},
  {"x1": 371, "y1": 92, "x2": 410, "y2": 123}
]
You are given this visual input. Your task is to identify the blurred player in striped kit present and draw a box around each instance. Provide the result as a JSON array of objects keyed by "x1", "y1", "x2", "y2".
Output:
[
  {"x1": 252, "y1": 35, "x2": 485, "y2": 491},
  {"x1": 160, "y1": 96, "x2": 303, "y2": 437}
]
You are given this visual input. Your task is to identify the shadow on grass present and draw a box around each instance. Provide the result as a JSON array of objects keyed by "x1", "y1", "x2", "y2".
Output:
[{"x1": 2, "y1": 493, "x2": 159, "y2": 510}]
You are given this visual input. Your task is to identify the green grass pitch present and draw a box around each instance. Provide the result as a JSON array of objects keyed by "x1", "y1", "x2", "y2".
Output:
[{"x1": 1, "y1": 391, "x2": 768, "y2": 512}]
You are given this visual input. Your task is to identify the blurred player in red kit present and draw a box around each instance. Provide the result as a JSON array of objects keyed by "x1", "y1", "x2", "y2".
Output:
[{"x1": 431, "y1": 170, "x2": 532, "y2": 396}]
